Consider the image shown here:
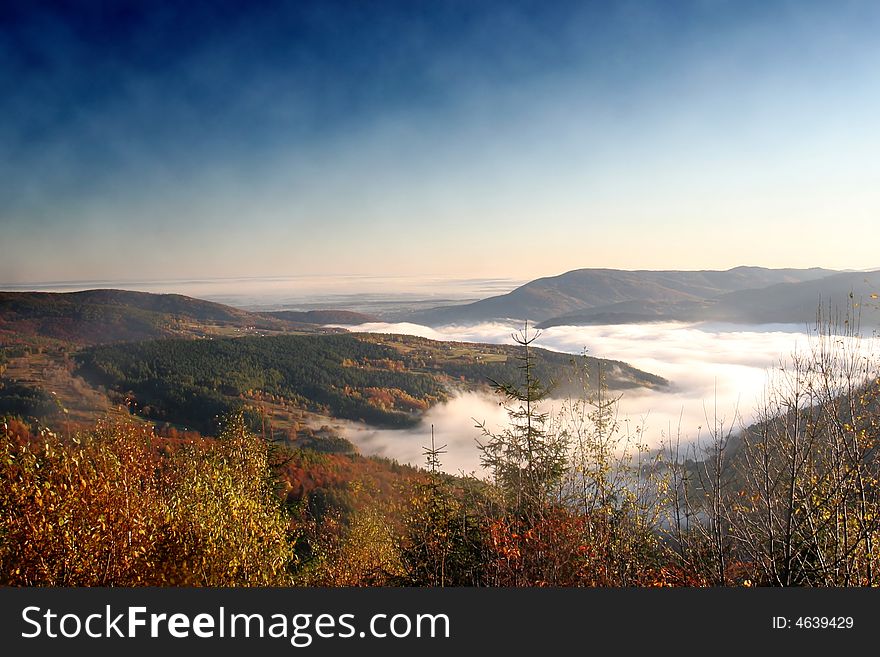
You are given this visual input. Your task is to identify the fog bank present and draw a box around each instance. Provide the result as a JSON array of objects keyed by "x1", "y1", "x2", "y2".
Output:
[{"x1": 337, "y1": 321, "x2": 815, "y2": 474}]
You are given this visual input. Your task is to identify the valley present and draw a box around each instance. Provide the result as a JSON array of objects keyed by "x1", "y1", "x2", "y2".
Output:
[
  {"x1": 0, "y1": 287, "x2": 666, "y2": 450},
  {"x1": 3, "y1": 268, "x2": 879, "y2": 587}
]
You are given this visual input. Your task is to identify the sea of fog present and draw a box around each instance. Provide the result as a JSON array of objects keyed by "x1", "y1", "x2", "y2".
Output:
[
  {"x1": 7, "y1": 274, "x2": 826, "y2": 474},
  {"x1": 334, "y1": 321, "x2": 817, "y2": 474}
]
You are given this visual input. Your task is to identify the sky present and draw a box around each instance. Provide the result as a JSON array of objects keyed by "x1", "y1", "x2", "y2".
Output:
[{"x1": 2, "y1": 0, "x2": 880, "y2": 286}]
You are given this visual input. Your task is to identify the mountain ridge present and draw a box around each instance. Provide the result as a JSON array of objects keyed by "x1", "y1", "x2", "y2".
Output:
[
  {"x1": 534, "y1": 270, "x2": 880, "y2": 328},
  {"x1": 397, "y1": 266, "x2": 840, "y2": 326}
]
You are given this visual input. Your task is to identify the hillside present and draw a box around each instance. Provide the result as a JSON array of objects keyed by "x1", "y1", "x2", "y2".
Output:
[
  {"x1": 402, "y1": 267, "x2": 837, "y2": 326},
  {"x1": 538, "y1": 270, "x2": 880, "y2": 328},
  {"x1": 1, "y1": 288, "x2": 667, "y2": 441},
  {"x1": 72, "y1": 332, "x2": 667, "y2": 435},
  {"x1": 701, "y1": 270, "x2": 880, "y2": 326},
  {"x1": 0, "y1": 289, "x2": 337, "y2": 346}
]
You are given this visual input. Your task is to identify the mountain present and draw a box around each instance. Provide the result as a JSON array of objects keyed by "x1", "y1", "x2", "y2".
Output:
[
  {"x1": 537, "y1": 270, "x2": 880, "y2": 328},
  {"x1": 0, "y1": 289, "x2": 337, "y2": 345},
  {"x1": 701, "y1": 270, "x2": 880, "y2": 326},
  {"x1": 401, "y1": 267, "x2": 838, "y2": 326}
]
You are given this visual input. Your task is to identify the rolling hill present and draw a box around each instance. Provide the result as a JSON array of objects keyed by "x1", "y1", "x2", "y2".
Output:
[
  {"x1": 1, "y1": 288, "x2": 668, "y2": 438},
  {"x1": 699, "y1": 270, "x2": 880, "y2": 326},
  {"x1": 537, "y1": 270, "x2": 880, "y2": 328},
  {"x1": 395, "y1": 266, "x2": 853, "y2": 327},
  {"x1": 71, "y1": 331, "x2": 667, "y2": 435},
  {"x1": 0, "y1": 289, "x2": 343, "y2": 345}
]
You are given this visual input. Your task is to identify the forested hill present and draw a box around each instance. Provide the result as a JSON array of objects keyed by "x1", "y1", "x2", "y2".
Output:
[
  {"x1": 0, "y1": 289, "x2": 340, "y2": 345},
  {"x1": 401, "y1": 266, "x2": 840, "y2": 326},
  {"x1": 73, "y1": 333, "x2": 667, "y2": 435}
]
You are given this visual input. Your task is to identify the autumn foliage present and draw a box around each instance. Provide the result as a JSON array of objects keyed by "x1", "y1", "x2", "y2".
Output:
[
  {"x1": 3, "y1": 311, "x2": 880, "y2": 588},
  {"x1": 0, "y1": 415, "x2": 295, "y2": 586}
]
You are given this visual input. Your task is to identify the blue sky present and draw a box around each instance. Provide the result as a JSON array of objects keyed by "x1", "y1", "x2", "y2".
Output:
[{"x1": 2, "y1": 0, "x2": 879, "y2": 284}]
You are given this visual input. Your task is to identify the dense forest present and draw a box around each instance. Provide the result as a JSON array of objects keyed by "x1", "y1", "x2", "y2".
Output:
[
  {"x1": 74, "y1": 334, "x2": 447, "y2": 433},
  {"x1": 71, "y1": 332, "x2": 665, "y2": 435}
]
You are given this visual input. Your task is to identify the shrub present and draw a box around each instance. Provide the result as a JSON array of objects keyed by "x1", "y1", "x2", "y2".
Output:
[{"x1": 0, "y1": 415, "x2": 297, "y2": 586}]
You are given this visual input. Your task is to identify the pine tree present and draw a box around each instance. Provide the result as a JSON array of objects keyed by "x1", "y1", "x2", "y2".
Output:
[{"x1": 476, "y1": 322, "x2": 568, "y2": 520}]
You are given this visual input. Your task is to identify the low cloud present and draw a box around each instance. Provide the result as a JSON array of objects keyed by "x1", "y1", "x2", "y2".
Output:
[
  {"x1": 337, "y1": 391, "x2": 510, "y2": 476},
  {"x1": 336, "y1": 321, "x2": 818, "y2": 473}
]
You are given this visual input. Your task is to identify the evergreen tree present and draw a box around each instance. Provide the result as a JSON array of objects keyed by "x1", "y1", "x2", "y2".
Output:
[{"x1": 476, "y1": 323, "x2": 568, "y2": 520}]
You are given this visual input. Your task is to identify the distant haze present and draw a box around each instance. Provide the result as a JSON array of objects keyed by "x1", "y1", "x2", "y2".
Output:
[{"x1": 0, "y1": 275, "x2": 524, "y2": 315}]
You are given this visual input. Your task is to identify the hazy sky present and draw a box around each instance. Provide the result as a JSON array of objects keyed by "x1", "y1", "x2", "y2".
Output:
[{"x1": 2, "y1": 0, "x2": 879, "y2": 285}]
